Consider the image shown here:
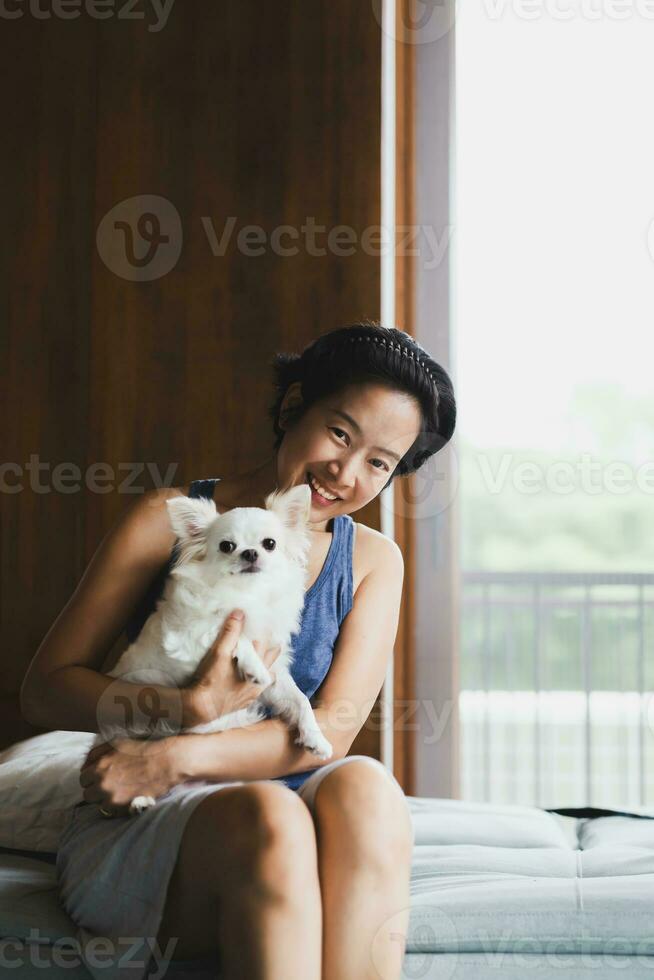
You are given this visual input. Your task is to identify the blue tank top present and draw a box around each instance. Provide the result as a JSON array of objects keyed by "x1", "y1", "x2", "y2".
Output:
[{"x1": 124, "y1": 478, "x2": 355, "y2": 791}]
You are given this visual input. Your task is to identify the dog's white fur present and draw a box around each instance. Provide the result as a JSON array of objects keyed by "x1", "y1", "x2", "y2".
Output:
[{"x1": 97, "y1": 483, "x2": 332, "y2": 814}]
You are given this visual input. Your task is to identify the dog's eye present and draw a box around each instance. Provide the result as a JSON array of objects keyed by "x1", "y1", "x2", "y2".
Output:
[
  {"x1": 262, "y1": 538, "x2": 276, "y2": 552},
  {"x1": 219, "y1": 540, "x2": 236, "y2": 554}
]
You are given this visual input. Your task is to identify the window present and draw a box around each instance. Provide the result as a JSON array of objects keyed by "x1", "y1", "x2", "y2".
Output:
[{"x1": 456, "y1": 5, "x2": 654, "y2": 807}]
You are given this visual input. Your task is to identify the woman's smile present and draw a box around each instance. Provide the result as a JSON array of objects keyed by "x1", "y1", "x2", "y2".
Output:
[{"x1": 305, "y1": 470, "x2": 342, "y2": 507}]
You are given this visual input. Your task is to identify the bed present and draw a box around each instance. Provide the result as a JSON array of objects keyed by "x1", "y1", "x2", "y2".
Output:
[{"x1": 1, "y1": 796, "x2": 652, "y2": 979}]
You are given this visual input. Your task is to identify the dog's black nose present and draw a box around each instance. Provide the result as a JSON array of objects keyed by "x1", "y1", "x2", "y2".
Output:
[{"x1": 242, "y1": 549, "x2": 258, "y2": 564}]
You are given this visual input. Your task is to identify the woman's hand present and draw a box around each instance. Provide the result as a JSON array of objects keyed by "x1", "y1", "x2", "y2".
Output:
[
  {"x1": 79, "y1": 736, "x2": 182, "y2": 815},
  {"x1": 184, "y1": 610, "x2": 282, "y2": 728}
]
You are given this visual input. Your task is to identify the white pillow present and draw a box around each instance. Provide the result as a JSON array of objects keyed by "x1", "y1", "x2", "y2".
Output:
[{"x1": 0, "y1": 730, "x2": 97, "y2": 853}]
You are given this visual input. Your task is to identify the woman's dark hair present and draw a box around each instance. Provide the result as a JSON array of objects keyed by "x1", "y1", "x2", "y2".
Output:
[{"x1": 267, "y1": 321, "x2": 456, "y2": 490}]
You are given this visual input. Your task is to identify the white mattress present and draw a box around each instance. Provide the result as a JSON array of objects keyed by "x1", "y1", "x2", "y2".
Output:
[
  {"x1": 405, "y1": 796, "x2": 654, "y2": 968},
  {"x1": 1, "y1": 796, "x2": 653, "y2": 979}
]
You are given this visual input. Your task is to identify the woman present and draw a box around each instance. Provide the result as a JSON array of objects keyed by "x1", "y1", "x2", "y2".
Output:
[{"x1": 21, "y1": 321, "x2": 456, "y2": 980}]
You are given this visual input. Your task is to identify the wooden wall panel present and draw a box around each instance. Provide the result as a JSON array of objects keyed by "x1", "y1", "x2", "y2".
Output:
[
  {"x1": 1, "y1": 14, "x2": 97, "y2": 744},
  {"x1": 0, "y1": 2, "x2": 387, "y2": 762}
]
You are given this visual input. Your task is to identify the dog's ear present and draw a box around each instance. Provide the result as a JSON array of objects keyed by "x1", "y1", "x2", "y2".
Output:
[
  {"x1": 166, "y1": 496, "x2": 218, "y2": 547},
  {"x1": 264, "y1": 483, "x2": 311, "y2": 529},
  {"x1": 264, "y1": 484, "x2": 312, "y2": 566}
]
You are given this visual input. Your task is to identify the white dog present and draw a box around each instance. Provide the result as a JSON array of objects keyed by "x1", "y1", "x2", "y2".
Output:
[{"x1": 98, "y1": 483, "x2": 333, "y2": 813}]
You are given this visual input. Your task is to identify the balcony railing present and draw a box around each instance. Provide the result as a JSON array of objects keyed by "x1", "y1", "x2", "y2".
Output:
[{"x1": 460, "y1": 571, "x2": 654, "y2": 809}]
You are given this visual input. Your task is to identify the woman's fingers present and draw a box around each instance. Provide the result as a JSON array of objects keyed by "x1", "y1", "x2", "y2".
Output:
[
  {"x1": 79, "y1": 767, "x2": 96, "y2": 788},
  {"x1": 217, "y1": 610, "x2": 244, "y2": 650},
  {"x1": 81, "y1": 741, "x2": 113, "y2": 771},
  {"x1": 191, "y1": 611, "x2": 243, "y2": 682},
  {"x1": 223, "y1": 617, "x2": 278, "y2": 668}
]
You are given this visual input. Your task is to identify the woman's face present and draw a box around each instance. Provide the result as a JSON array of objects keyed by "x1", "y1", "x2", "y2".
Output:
[{"x1": 275, "y1": 381, "x2": 423, "y2": 519}]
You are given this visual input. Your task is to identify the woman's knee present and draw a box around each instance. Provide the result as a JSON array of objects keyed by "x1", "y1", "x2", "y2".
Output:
[
  {"x1": 197, "y1": 782, "x2": 319, "y2": 901},
  {"x1": 157, "y1": 783, "x2": 318, "y2": 953},
  {"x1": 313, "y1": 759, "x2": 414, "y2": 866}
]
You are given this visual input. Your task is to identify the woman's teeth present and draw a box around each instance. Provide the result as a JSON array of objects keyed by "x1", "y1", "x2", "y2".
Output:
[{"x1": 307, "y1": 472, "x2": 339, "y2": 501}]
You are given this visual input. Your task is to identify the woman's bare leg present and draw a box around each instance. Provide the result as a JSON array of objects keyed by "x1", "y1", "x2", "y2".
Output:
[
  {"x1": 156, "y1": 781, "x2": 322, "y2": 979},
  {"x1": 310, "y1": 760, "x2": 415, "y2": 980}
]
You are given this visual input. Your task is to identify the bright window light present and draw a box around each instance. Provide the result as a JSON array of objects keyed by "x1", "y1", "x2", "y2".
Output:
[{"x1": 456, "y1": 7, "x2": 654, "y2": 572}]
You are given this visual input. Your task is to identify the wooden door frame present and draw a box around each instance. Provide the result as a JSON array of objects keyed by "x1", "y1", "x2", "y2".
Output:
[
  {"x1": 390, "y1": 0, "x2": 417, "y2": 795},
  {"x1": 390, "y1": 0, "x2": 460, "y2": 799}
]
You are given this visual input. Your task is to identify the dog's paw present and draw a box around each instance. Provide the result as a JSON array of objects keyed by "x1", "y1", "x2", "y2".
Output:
[
  {"x1": 296, "y1": 729, "x2": 333, "y2": 761},
  {"x1": 235, "y1": 656, "x2": 272, "y2": 688},
  {"x1": 129, "y1": 795, "x2": 156, "y2": 815}
]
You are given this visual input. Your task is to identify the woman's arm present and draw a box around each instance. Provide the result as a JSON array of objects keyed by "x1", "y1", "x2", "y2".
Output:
[
  {"x1": 172, "y1": 534, "x2": 405, "y2": 782},
  {"x1": 20, "y1": 485, "x2": 202, "y2": 734}
]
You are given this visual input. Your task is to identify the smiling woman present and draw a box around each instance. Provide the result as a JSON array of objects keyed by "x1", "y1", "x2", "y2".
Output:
[
  {"x1": 269, "y1": 320, "x2": 455, "y2": 493},
  {"x1": 32, "y1": 320, "x2": 457, "y2": 980}
]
